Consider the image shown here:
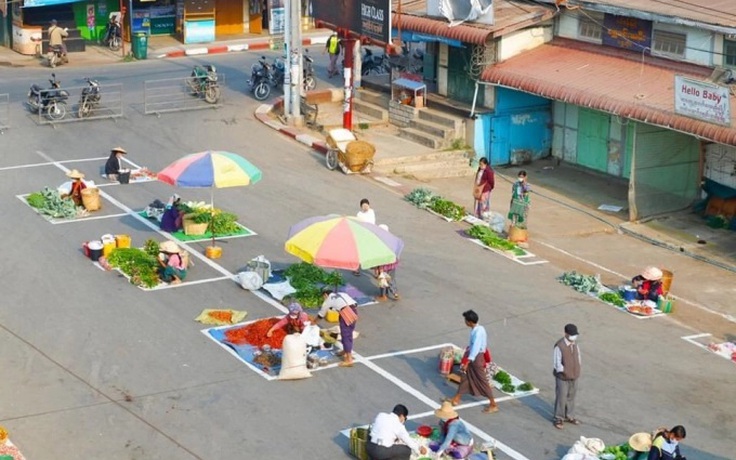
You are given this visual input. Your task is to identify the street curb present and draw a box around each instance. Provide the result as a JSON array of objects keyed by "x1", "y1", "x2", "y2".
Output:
[{"x1": 157, "y1": 35, "x2": 330, "y2": 59}]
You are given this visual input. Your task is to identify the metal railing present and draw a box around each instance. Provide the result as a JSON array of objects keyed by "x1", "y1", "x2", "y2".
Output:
[
  {"x1": 143, "y1": 74, "x2": 225, "y2": 116},
  {"x1": 0, "y1": 93, "x2": 9, "y2": 133},
  {"x1": 32, "y1": 83, "x2": 124, "y2": 125}
]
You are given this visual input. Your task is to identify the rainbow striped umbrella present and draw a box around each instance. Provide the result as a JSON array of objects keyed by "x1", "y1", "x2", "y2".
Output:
[
  {"x1": 158, "y1": 151, "x2": 262, "y2": 188},
  {"x1": 285, "y1": 215, "x2": 404, "y2": 270}
]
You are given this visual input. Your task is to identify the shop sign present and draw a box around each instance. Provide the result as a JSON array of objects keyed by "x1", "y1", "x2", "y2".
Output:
[
  {"x1": 312, "y1": 0, "x2": 390, "y2": 43},
  {"x1": 602, "y1": 14, "x2": 652, "y2": 52},
  {"x1": 392, "y1": 29, "x2": 463, "y2": 48},
  {"x1": 674, "y1": 75, "x2": 731, "y2": 126},
  {"x1": 268, "y1": 0, "x2": 284, "y2": 35},
  {"x1": 185, "y1": 19, "x2": 214, "y2": 44},
  {"x1": 23, "y1": 0, "x2": 85, "y2": 6}
]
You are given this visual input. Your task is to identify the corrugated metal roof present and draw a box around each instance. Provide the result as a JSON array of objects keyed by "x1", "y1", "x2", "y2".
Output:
[
  {"x1": 481, "y1": 39, "x2": 736, "y2": 146},
  {"x1": 391, "y1": 0, "x2": 556, "y2": 45},
  {"x1": 542, "y1": 0, "x2": 736, "y2": 29}
]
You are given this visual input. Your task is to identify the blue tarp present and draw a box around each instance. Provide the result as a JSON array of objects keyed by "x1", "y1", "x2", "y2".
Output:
[{"x1": 23, "y1": 0, "x2": 84, "y2": 7}]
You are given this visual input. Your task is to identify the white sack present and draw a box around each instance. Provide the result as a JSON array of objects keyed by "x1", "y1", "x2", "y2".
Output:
[
  {"x1": 238, "y1": 271, "x2": 263, "y2": 291},
  {"x1": 278, "y1": 333, "x2": 312, "y2": 380}
]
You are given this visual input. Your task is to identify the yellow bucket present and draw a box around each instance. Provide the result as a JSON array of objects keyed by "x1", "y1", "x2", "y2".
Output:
[
  {"x1": 205, "y1": 246, "x2": 222, "y2": 259},
  {"x1": 115, "y1": 234, "x2": 131, "y2": 248},
  {"x1": 102, "y1": 240, "x2": 116, "y2": 257},
  {"x1": 326, "y1": 309, "x2": 339, "y2": 323}
]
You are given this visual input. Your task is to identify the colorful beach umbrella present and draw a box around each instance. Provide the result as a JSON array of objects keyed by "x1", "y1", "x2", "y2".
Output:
[
  {"x1": 158, "y1": 151, "x2": 262, "y2": 188},
  {"x1": 285, "y1": 215, "x2": 404, "y2": 271},
  {"x1": 158, "y1": 151, "x2": 262, "y2": 247}
]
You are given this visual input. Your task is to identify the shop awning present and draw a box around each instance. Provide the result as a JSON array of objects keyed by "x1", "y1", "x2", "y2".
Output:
[
  {"x1": 23, "y1": 0, "x2": 85, "y2": 7},
  {"x1": 481, "y1": 38, "x2": 736, "y2": 146}
]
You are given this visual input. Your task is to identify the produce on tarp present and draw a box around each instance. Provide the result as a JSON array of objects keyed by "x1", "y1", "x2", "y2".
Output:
[
  {"x1": 179, "y1": 202, "x2": 241, "y2": 235},
  {"x1": 404, "y1": 187, "x2": 436, "y2": 208},
  {"x1": 27, "y1": 187, "x2": 82, "y2": 219},
  {"x1": 466, "y1": 225, "x2": 526, "y2": 255},
  {"x1": 600, "y1": 443, "x2": 631, "y2": 460},
  {"x1": 427, "y1": 196, "x2": 466, "y2": 221},
  {"x1": 283, "y1": 262, "x2": 345, "y2": 307},
  {"x1": 224, "y1": 317, "x2": 286, "y2": 349},
  {"x1": 559, "y1": 271, "x2": 602, "y2": 293},
  {"x1": 518, "y1": 382, "x2": 534, "y2": 392},
  {"x1": 598, "y1": 292, "x2": 626, "y2": 307},
  {"x1": 106, "y1": 246, "x2": 160, "y2": 288}
]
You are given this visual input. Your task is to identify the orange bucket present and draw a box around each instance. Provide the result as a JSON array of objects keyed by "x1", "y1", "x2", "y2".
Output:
[{"x1": 661, "y1": 269, "x2": 673, "y2": 296}]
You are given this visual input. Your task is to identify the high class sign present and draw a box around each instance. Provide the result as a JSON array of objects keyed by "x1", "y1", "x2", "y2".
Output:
[{"x1": 312, "y1": 0, "x2": 391, "y2": 43}]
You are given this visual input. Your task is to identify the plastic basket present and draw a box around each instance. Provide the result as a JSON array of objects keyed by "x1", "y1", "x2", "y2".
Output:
[
  {"x1": 81, "y1": 187, "x2": 101, "y2": 211},
  {"x1": 349, "y1": 427, "x2": 370, "y2": 460},
  {"x1": 183, "y1": 214, "x2": 209, "y2": 236}
]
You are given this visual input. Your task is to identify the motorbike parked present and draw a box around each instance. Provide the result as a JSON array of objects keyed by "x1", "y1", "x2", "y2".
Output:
[
  {"x1": 47, "y1": 45, "x2": 66, "y2": 68},
  {"x1": 249, "y1": 56, "x2": 274, "y2": 101},
  {"x1": 186, "y1": 64, "x2": 221, "y2": 104},
  {"x1": 303, "y1": 50, "x2": 316, "y2": 91},
  {"x1": 78, "y1": 78, "x2": 101, "y2": 118},
  {"x1": 362, "y1": 48, "x2": 389, "y2": 76},
  {"x1": 28, "y1": 73, "x2": 69, "y2": 120},
  {"x1": 102, "y1": 19, "x2": 122, "y2": 51}
]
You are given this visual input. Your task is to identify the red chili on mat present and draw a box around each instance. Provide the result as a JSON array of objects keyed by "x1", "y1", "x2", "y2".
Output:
[{"x1": 224, "y1": 317, "x2": 286, "y2": 349}]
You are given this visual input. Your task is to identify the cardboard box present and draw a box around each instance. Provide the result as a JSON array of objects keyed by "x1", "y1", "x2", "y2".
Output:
[{"x1": 414, "y1": 95, "x2": 425, "y2": 108}]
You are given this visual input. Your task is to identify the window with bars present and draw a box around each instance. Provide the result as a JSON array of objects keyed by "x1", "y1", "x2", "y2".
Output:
[
  {"x1": 725, "y1": 39, "x2": 736, "y2": 67},
  {"x1": 578, "y1": 13, "x2": 603, "y2": 41},
  {"x1": 652, "y1": 30, "x2": 686, "y2": 57}
]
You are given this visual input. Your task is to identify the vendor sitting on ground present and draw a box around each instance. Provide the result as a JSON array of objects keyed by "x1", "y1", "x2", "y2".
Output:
[
  {"x1": 267, "y1": 302, "x2": 321, "y2": 351},
  {"x1": 429, "y1": 401, "x2": 474, "y2": 459},
  {"x1": 157, "y1": 241, "x2": 187, "y2": 285},
  {"x1": 366, "y1": 404, "x2": 428, "y2": 460},
  {"x1": 160, "y1": 194, "x2": 184, "y2": 233},
  {"x1": 63, "y1": 169, "x2": 87, "y2": 207},
  {"x1": 104, "y1": 147, "x2": 127, "y2": 181},
  {"x1": 632, "y1": 266, "x2": 664, "y2": 302}
]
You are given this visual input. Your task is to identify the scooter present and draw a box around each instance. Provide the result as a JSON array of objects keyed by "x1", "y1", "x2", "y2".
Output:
[
  {"x1": 28, "y1": 73, "x2": 69, "y2": 120},
  {"x1": 47, "y1": 45, "x2": 66, "y2": 68},
  {"x1": 103, "y1": 19, "x2": 121, "y2": 51},
  {"x1": 248, "y1": 56, "x2": 273, "y2": 101},
  {"x1": 186, "y1": 64, "x2": 221, "y2": 104},
  {"x1": 362, "y1": 48, "x2": 388, "y2": 76},
  {"x1": 303, "y1": 50, "x2": 316, "y2": 91},
  {"x1": 78, "y1": 78, "x2": 101, "y2": 118}
]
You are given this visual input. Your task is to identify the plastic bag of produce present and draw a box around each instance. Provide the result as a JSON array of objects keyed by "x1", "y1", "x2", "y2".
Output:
[
  {"x1": 238, "y1": 271, "x2": 263, "y2": 291},
  {"x1": 565, "y1": 436, "x2": 605, "y2": 458},
  {"x1": 278, "y1": 333, "x2": 312, "y2": 380}
]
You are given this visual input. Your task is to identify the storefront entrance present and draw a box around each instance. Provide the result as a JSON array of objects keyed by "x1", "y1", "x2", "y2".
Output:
[{"x1": 214, "y1": 0, "x2": 242, "y2": 36}]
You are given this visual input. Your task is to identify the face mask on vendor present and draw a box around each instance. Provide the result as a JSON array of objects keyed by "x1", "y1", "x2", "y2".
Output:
[{"x1": 567, "y1": 334, "x2": 578, "y2": 342}]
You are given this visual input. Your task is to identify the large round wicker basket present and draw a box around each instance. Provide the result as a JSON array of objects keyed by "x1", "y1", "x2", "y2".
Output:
[{"x1": 340, "y1": 140, "x2": 376, "y2": 172}]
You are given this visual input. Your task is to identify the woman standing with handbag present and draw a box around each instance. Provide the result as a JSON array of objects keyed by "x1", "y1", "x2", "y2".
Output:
[
  {"x1": 444, "y1": 310, "x2": 499, "y2": 414},
  {"x1": 473, "y1": 158, "x2": 495, "y2": 219}
]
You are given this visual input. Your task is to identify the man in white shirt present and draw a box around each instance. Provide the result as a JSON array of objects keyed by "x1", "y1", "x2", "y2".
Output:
[
  {"x1": 356, "y1": 198, "x2": 376, "y2": 224},
  {"x1": 366, "y1": 404, "x2": 428, "y2": 459}
]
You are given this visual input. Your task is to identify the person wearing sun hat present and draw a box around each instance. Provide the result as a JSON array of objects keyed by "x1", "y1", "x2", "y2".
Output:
[
  {"x1": 627, "y1": 431, "x2": 653, "y2": 460},
  {"x1": 429, "y1": 400, "x2": 474, "y2": 459},
  {"x1": 104, "y1": 146, "x2": 127, "y2": 181},
  {"x1": 632, "y1": 266, "x2": 664, "y2": 302},
  {"x1": 63, "y1": 169, "x2": 87, "y2": 207},
  {"x1": 266, "y1": 300, "x2": 320, "y2": 350},
  {"x1": 157, "y1": 241, "x2": 187, "y2": 284}
]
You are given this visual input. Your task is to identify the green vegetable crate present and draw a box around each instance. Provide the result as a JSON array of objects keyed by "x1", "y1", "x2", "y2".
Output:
[{"x1": 349, "y1": 427, "x2": 370, "y2": 460}]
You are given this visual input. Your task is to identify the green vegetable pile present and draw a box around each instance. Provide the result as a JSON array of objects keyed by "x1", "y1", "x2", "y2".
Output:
[
  {"x1": 501, "y1": 383, "x2": 516, "y2": 393},
  {"x1": 107, "y1": 247, "x2": 160, "y2": 288},
  {"x1": 601, "y1": 443, "x2": 630, "y2": 460},
  {"x1": 466, "y1": 225, "x2": 526, "y2": 256},
  {"x1": 428, "y1": 196, "x2": 466, "y2": 221},
  {"x1": 558, "y1": 271, "x2": 601, "y2": 293},
  {"x1": 29, "y1": 187, "x2": 80, "y2": 219},
  {"x1": 284, "y1": 263, "x2": 345, "y2": 307},
  {"x1": 404, "y1": 188, "x2": 437, "y2": 208},
  {"x1": 493, "y1": 370, "x2": 512, "y2": 385},
  {"x1": 180, "y1": 204, "x2": 241, "y2": 235},
  {"x1": 143, "y1": 239, "x2": 160, "y2": 258},
  {"x1": 598, "y1": 291, "x2": 626, "y2": 308},
  {"x1": 518, "y1": 382, "x2": 534, "y2": 392}
]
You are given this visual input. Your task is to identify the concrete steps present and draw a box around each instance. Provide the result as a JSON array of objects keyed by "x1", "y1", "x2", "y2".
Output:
[
  {"x1": 374, "y1": 149, "x2": 467, "y2": 167},
  {"x1": 397, "y1": 127, "x2": 446, "y2": 149},
  {"x1": 409, "y1": 117, "x2": 453, "y2": 140},
  {"x1": 353, "y1": 99, "x2": 388, "y2": 122},
  {"x1": 418, "y1": 109, "x2": 465, "y2": 133},
  {"x1": 373, "y1": 149, "x2": 475, "y2": 180}
]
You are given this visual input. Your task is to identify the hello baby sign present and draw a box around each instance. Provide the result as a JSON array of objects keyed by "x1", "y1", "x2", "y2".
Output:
[{"x1": 674, "y1": 75, "x2": 731, "y2": 126}]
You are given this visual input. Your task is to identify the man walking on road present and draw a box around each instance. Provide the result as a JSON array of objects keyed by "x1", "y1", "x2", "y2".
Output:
[{"x1": 553, "y1": 323, "x2": 582, "y2": 429}]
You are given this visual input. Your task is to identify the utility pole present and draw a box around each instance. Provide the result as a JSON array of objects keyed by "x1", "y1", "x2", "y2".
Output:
[
  {"x1": 342, "y1": 31, "x2": 354, "y2": 130},
  {"x1": 284, "y1": 0, "x2": 303, "y2": 126}
]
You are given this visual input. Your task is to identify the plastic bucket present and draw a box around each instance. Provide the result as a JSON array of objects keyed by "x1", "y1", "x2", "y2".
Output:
[
  {"x1": 205, "y1": 246, "x2": 222, "y2": 259},
  {"x1": 661, "y1": 269, "x2": 673, "y2": 295},
  {"x1": 118, "y1": 170, "x2": 130, "y2": 184},
  {"x1": 438, "y1": 353, "x2": 453, "y2": 375},
  {"x1": 622, "y1": 287, "x2": 637, "y2": 301},
  {"x1": 325, "y1": 309, "x2": 339, "y2": 323},
  {"x1": 82, "y1": 241, "x2": 90, "y2": 258},
  {"x1": 115, "y1": 234, "x2": 131, "y2": 248},
  {"x1": 657, "y1": 296, "x2": 674, "y2": 313},
  {"x1": 88, "y1": 240, "x2": 103, "y2": 261}
]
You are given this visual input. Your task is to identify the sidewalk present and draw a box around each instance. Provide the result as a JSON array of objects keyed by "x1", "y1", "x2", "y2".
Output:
[
  {"x1": 0, "y1": 29, "x2": 332, "y2": 68},
  {"x1": 257, "y1": 93, "x2": 736, "y2": 339}
]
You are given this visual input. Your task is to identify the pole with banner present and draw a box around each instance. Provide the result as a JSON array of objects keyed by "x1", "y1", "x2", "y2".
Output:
[
  {"x1": 289, "y1": 0, "x2": 302, "y2": 123},
  {"x1": 282, "y1": 0, "x2": 291, "y2": 118},
  {"x1": 343, "y1": 33, "x2": 354, "y2": 130}
]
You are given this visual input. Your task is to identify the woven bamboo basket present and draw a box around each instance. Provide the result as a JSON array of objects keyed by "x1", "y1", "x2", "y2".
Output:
[
  {"x1": 349, "y1": 427, "x2": 370, "y2": 460},
  {"x1": 183, "y1": 214, "x2": 209, "y2": 236},
  {"x1": 341, "y1": 141, "x2": 376, "y2": 172},
  {"x1": 81, "y1": 187, "x2": 101, "y2": 211}
]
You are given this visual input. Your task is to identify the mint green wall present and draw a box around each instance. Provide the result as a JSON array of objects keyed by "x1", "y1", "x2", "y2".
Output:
[{"x1": 72, "y1": 1, "x2": 119, "y2": 41}]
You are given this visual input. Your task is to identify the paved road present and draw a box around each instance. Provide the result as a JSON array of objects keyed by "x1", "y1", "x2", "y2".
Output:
[{"x1": 0, "y1": 53, "x2": 733, "y2": 460}]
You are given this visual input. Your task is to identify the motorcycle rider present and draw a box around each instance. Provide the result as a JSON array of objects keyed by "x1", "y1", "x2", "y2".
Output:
[
  {"x1": 48, "y1": 19, "x2": 68, "y2": 62},
  {"x1": 104, "y1": 13, "x2": 121, "y2": 45}
]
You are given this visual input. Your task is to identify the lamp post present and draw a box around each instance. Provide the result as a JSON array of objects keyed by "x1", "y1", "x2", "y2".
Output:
[{"x1": 284, "y1": 0, "x2": 303, "y2": 126}]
